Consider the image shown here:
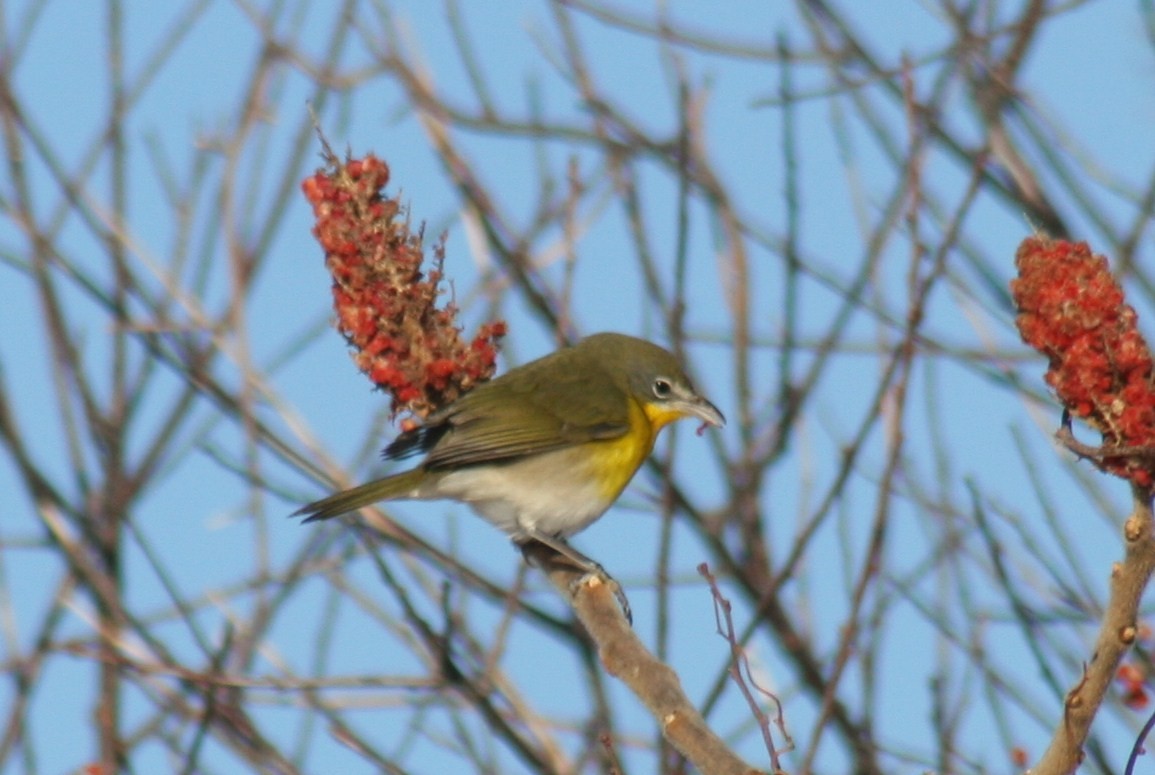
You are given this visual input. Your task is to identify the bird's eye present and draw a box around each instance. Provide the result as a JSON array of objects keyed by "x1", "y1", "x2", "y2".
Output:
[{"x1": 652, "y1": 378, "x2": 673, "y2": 399}]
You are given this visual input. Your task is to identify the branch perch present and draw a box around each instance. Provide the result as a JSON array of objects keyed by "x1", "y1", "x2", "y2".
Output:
[{"x1": 521, "y1": 542, "x2": 770, "y2": 775}]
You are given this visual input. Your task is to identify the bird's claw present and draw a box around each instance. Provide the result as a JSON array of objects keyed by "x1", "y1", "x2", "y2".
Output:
[
  {"x1": 517, "y1": 536, "x2": 633, "y2": 625},
  {"x1": 571, "y1": 567, "x2": 632, "y2": 626}
]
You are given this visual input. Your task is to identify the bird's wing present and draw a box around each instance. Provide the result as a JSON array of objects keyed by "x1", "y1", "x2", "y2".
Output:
[{"x1": 410, "y1": 352, "x2": 631, "y2": 469}]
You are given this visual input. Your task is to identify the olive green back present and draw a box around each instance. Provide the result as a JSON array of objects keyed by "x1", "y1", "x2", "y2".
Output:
[{"x1": 399, "y1": 333, "x2": 685, "y2": 470}]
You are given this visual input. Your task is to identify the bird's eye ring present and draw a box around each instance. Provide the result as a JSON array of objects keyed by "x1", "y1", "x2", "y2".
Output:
[{"x1": 652, "y1": 378, "x2": 673, "y2": 399}]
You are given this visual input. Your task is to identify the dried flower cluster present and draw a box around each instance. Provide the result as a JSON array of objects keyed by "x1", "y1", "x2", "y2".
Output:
[
  {"x1": 1116, "y1": 662, "x2": 1149, "y2": 709},
  {"x1": 302, "y1": 150, "x2": 506, "y2": 420},
  {"x1": 1011, "y1": 235, "x2": 1155, "y2": 486}
]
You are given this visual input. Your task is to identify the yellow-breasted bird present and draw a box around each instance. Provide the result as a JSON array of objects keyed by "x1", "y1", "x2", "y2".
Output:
[{"x1": 295, "y1": 332, "x2": 724, "y2": 607}]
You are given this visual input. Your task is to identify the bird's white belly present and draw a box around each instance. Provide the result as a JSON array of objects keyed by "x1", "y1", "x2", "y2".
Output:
[{"x1": 427, "y1": 448, "x2": 615, "y2": 540}]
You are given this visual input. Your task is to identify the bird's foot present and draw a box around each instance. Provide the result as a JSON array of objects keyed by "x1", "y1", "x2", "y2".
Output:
[
  {"x1": 570, "y1": 568, "x2": 632, "y2": 626},
  {"x1": 517, "y1": 534, "x2": 633, "y2": 625}
]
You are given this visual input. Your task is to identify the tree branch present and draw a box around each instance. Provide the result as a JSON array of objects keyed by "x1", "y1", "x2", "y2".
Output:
[
  {"x1": 1032, "y1": 486, "x2": 1155, "y2": 774},
  {"x1": 523, "y1": 542, "x2": 770, "y2": 775}
]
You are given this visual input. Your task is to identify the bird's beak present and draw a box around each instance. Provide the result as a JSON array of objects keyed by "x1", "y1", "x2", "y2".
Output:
[{"x1": 684, "y1": 394, "x2": 726, "y2": 428}]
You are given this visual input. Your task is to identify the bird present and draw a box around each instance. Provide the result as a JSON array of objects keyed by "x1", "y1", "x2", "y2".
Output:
[{"x1": 294, "y1": 332, "x2": 724, "y2": 613}]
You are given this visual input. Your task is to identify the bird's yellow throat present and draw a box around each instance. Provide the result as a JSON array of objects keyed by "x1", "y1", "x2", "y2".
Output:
[{"x1": 584, "y1": 398, "x2": 667, "y2": 502}]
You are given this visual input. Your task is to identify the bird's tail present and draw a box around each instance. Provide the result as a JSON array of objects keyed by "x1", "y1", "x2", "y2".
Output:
[{"x1": 293, "y1": 468, "x2": 426, "y2": 523}]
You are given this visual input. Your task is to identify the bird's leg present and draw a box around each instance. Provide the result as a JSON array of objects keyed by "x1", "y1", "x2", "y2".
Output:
[
  {"x1": 521, "y1": 531, "x2": 603, "y2": 573},
  {"x1": 517, "y1": 532, "x2": 632, "y2": 625}
]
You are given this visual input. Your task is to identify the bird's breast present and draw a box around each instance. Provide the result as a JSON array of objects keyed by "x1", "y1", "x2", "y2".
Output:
[
  {"x1": 429, "y1": 398, "x2": 656, "y2": 538},
  {"x1": 584, "y1": 397, "x2": 656, "y2": 502}
]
